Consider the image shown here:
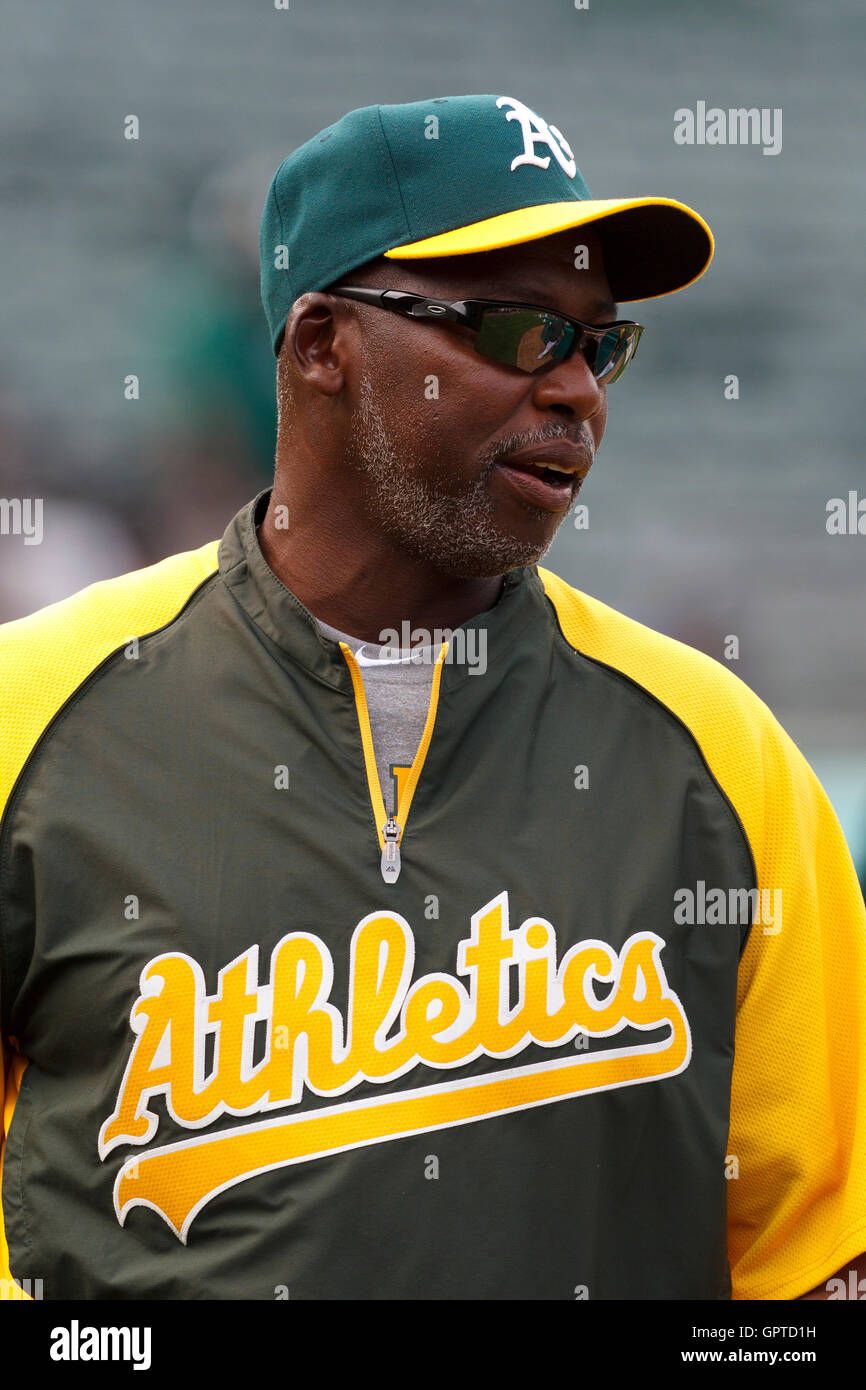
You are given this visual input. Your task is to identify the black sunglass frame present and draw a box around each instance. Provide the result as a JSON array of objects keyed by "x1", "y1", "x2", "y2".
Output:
[{"x1": 327, "y1": 286, "x2": 644, "y2": 383}]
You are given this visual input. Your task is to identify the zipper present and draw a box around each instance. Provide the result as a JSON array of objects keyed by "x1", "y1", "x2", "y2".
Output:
[{"x1": 339, "y1": 640, "x2": 449, "y2": 884}]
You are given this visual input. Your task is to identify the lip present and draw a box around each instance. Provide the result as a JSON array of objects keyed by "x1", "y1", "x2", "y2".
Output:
[
  {"x1": 492, "y1": 441, "x2": 588, "y2": 513},
  {"x1": 505, "y1": 441, "x2": 590, "y2": 472}
]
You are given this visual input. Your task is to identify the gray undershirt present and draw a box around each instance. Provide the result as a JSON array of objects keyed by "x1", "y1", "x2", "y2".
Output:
[{"x1": 313, "y1": 617, "x2": 441, "y2": 820}]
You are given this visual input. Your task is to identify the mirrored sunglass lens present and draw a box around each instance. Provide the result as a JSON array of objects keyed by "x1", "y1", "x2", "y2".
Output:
[
  {"x1": 474, "y1": 310, "x2": 572, "y2": 372},
  {"x1": 596, "y1": 326, "x2": 642, "y2": 384},
  {"x1": 592, "y1": 328, "x2": 628, "y2": 382}
]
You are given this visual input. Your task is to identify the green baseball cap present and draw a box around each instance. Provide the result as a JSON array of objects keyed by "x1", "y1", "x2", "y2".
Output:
[{"x1": 260, "y1": 93, "x2": 714, "y2": 356}]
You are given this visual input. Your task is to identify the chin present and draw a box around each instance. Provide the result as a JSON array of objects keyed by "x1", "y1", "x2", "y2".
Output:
[{"x1": 432, "y1": 534, "x2": 555, "y2": 579}]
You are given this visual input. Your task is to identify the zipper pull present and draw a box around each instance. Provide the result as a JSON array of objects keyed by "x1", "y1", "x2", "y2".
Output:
[{"x1": 381, "y1": 817, "x2": 402, "y2": 884}]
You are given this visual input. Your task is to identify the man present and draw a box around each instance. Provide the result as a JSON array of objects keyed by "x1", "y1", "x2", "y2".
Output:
[{"x1": 1, "y1": 94, "x2": 864, "y2": 1301}]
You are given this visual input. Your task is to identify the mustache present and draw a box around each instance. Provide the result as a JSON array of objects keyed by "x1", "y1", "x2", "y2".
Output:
[{"x1": 481, "y1": 424, "x2": 596, "y2": 474}]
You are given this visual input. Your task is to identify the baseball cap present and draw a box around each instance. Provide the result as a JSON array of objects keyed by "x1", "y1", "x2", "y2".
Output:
[{"x1": 260, "y1": 93, "x2": 714, "y2": 356}]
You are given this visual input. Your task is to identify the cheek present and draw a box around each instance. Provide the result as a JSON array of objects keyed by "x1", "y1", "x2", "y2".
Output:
[
  {"x1": 425, "y1": 347, "x2": 519, "y2": 439},
  {"x1": 425, "y1": 368, "x2": 520, "y2": 482},
  {"x1": 591, "y1": 393, "x2": 608, "y2": 442},
  {"x1": 364, "y1": 333, "x2": 518, "y2": 474}
]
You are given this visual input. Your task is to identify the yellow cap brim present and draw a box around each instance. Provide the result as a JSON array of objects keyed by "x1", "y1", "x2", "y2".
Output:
[{"x1": 384, "y1": 197, "x2": 714, "y2": 303}]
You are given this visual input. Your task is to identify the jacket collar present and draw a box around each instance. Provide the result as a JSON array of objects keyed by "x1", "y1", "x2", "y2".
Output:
[{"x1": 218, "y1": 489, "x2": 548, "y2": 691}]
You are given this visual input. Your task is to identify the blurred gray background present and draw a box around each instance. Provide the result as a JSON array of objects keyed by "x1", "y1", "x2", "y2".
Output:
[{"x1": 1, "y1": 0, "x2": 864, "y2": 868}]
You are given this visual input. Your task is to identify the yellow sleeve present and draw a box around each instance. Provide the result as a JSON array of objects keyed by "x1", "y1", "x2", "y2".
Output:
[
  {"x1": 726, "y1": 718, "x2": 866, "y2": 1300},
  {"x1": 537, "y1": 568, "x2": 866, "y2": 1302},
  {"x1": 0, "y1": 1037, "x2": 5, "y2": 1275},
  {"x1": 0, "y1": 538, "x2": 220, "y2": 1302},
  {"x1": 0, "y1": 1038, "x2": 31, "y2": 1299}
]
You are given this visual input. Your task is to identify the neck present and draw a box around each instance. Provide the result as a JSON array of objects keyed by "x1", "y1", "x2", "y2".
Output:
[{"x1": 257, "y1": 489, "x2": 504, "y2": 645}]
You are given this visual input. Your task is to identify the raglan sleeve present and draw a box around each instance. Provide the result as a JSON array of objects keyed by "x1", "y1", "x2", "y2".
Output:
[
  {"x1": 726, "y1": 710, "x2": 866, "y2": 1300},
  {"x1": 1, "y1": 1035, "x2": 11, "y2": 1288},
  {"x1": 0, "y1": 629, "x2": 14, "y2": 1294},
  {"x1": 0, "y1": 617, "x2": 37, "y2": 1299}
]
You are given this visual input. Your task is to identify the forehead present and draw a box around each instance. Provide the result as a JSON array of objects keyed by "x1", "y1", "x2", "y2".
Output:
[{"x1": 386, "y1": 225, "x2": 616, "y2": 315}]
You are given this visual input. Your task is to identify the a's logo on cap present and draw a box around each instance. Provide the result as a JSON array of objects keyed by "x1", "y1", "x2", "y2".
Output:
[{"x1": 496, "y1": 95, "x2": 577, "y2": 178}]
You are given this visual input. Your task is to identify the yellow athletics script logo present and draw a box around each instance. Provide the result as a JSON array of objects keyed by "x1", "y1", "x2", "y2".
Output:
[{"x1": 99, "y1": 892, "x2": 691, "y2": 1241}]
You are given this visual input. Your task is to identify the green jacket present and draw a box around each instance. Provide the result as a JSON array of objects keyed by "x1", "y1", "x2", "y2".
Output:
[{"x1": 2, "y1": 490, "x2": 865, "y2": 1300}]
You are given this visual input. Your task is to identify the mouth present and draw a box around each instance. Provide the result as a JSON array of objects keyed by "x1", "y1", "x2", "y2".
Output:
[{"x1": 492, "y1": 456, "x2": 582, "y2": 512}]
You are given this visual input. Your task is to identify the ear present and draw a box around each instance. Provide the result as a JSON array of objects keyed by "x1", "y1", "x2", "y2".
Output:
[{"x1": 283, "y1": 292, "x2": 355, "y2": 400}]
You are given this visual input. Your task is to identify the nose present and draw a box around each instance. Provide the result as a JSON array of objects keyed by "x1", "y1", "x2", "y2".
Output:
[{"x1": 529, "y1": 348, "x2": 605, "y2": 422}]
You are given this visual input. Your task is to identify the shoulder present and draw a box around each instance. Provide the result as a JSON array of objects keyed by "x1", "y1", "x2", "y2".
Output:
[
  {"x1": 536, "y1": 566, "x2": 814, "y2": 872},
  {"x1": 0, "y1": 539, "x2": 220, "y2": 656},
  {"x1": 0, "y1": 540, "x2": 220, "y2": 811},
  {"x1": 538, "y1": 565, "x2": 776, "y2": 749}
]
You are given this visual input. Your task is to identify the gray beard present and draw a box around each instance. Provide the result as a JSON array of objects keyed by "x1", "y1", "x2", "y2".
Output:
[{"x1": 345, "y1": 368, "x2": 582, "y2": 578}]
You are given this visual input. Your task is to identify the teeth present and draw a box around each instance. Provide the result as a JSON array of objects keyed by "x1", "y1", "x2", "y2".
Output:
[
  {"x1": 507, "y1": 457, "x2": 578, "y2": 483},
  {"x1": 524, "y1": 460, "x2": 574, "y2": 477}
]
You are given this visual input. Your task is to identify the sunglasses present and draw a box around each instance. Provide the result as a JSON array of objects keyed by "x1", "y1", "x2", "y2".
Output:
[{"x1": 327, "y1": 286, "x2": 644, "y2": 385}]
